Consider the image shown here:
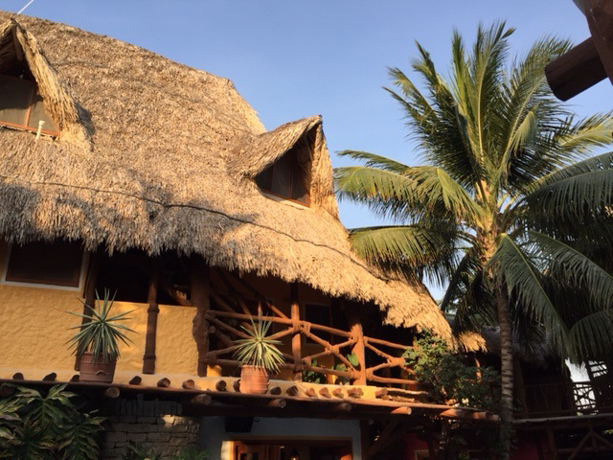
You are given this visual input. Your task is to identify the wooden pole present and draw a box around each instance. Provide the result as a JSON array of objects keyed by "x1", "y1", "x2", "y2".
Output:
[
  {"x1": 143, "y1": 260, "x2": 160, "y2": 374},
  {"x1": 191, "y1": 257, "x2": 210, "y2": 377},
  {"x1": 346, "y1": 302, "x2": 367, "y2": 385},
  {"x1": 290, "y1": 283, "x2": 302, "y2": 381},
  {"x1": 75, "y1": 250, "x2": 100, "y2": 370},
  {"x1": 545, "y1": 37, "x2": 606, "y2": 101}
]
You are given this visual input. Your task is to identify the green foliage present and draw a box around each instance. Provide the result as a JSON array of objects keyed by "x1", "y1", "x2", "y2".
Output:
[
  {"x1": 233, "y1": 317, "x2": 284, "y2": 374},
  {"x1": 335, "y1": 22, "x2": 613, "y2": 364},
  {"x1": 403, "y1": 332, "x2": 499, "y2": 412},
  {"x1": 302, "y1": 359, "x2": 327, "y2": 384},
  {"x1": 122, "y1": 443, "x2": 209, "y2": 460},
  {"x1": 122, "y1": 441, "x2": 162, "y2": 460},
  {"x1": 68, "y1": 289, "x2": 136, "y2": 363},
  {"x1": 172, "y1": 445, "x2": 210, "y2": 460},
  {"x1": 0, "y1": 384, "x2": 104, "y2": 459},
  {"x1": 59, "y1": 412, "x2": 106, "y2": 460},
  {"x1": 301, "y1": 353, "x2": 360, "y2": 384}
]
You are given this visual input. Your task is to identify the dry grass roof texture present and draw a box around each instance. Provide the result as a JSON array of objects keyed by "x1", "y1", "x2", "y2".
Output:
[{"x1": 0, "y1": 12, "x2": 452, "y2": 340}]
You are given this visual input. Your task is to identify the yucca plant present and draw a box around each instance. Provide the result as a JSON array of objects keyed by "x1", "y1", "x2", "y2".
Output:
[
  {"x1": 68, "y1": 289, "x2": 135, "y2": 363},
  {"x1": 233, "y1": 317, "x2": 284, "y2": 374}
]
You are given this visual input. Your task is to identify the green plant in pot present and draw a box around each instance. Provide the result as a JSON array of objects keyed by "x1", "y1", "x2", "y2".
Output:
[
  {"x1": 233, "y1": 316, "x2": 284, "y2": 394},
  {"x1": 68, "y1": 289, "x2": 135, "y2": 383}
]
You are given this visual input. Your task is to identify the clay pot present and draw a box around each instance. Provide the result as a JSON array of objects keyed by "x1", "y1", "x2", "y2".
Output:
[
  {"x1": 79, "y1": 352, "x2": 116, "y2": 383},
  {"x1": 239, "y1": 365, "x2": 269, "y2": 394}
]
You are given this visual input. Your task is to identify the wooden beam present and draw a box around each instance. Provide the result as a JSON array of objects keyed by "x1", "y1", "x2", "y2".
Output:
[
  {"x1": 585, "y1": 0, "x2": 613, "y2": 86},
  {"x1": 545, "y1": 37, "x2": 607, "y2": 101},
  {"x1": 75, "y1": 251, "x2": 100, "y2": 370},
  {"x1": 105, "y1": 387, "x2": 121, "y2": 399},
  {"x1": 191, "y1": 257, "x2": 210, "y2": 377},
  {"x1": 191, "y1": 394, "x2": 213, "y2": 405},
  {"x1": 290, "y1": 283, "x2": 302, "y2": 381},
  {"x1": 182, "y1": 379, "x2": 198, "y2": 390},
  {"x1": 143, "y1": 260, "x2": 160, "y2": 374}
]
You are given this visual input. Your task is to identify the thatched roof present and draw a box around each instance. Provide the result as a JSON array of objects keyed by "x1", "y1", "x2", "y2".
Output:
[{"x1": 0, "y1": 12, "x2": 451, "y2": 340}]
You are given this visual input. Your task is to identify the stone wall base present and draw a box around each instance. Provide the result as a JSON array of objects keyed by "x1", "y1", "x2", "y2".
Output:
[{"x1": 101, "y1": 397, "x2": 200, "y2": 459}]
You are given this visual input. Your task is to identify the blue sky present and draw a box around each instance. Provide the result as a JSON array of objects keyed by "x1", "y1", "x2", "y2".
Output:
[{"x1": 4, "y1": 0, "x2": 611, "y2": 297}]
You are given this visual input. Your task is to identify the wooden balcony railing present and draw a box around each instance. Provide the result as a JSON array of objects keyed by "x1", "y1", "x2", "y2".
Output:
[
  {"x1": 202, "y1": 282, "x2": 422, "y2": 390},
  {"x1": 518, "y1": 380, "x2": 613, "y2": 418}
]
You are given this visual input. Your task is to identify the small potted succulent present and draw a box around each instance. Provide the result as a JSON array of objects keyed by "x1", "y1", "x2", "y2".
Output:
[
  {"x1": 233, "y1": 316, "x2": 284, "y2": 394},
  {"x1": 68, "y1": 289, "x2": 135, "y2": 383}
]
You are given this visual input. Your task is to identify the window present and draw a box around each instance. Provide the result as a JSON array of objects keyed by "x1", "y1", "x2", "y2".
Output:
[
  {"x1": 0, "y1": 71, "x2": 59, "y2": 135},
  {"x1": 5, "y1": 240, "x2": 84, "y2": 288},
  {"x1": 255, "y1": 148, "x2": 310, "y2": 204}
]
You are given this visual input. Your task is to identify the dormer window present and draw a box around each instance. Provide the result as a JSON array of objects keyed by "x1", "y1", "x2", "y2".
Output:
[
  {"x1": 255, "y1": 144, "x2": 310, "y2": 205},
  {"x1": 0, "y1": 66, "x2": 58, "y2": 136}
]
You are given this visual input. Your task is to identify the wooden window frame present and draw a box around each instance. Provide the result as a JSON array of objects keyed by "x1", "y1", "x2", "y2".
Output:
[
  {"x1": 255, "y1": 153, "x2": 311, "y2": 207},
  {"x1": 0, "y1": 74, "x2": 59, "y2": 136},
  {"x1": 1, "y1": 242, "x2": 86, "y2": 291}
]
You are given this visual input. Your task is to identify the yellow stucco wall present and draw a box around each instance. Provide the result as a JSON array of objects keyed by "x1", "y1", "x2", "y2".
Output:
[
  {"x1": 0, "y1": 285, "x2": 197, "y2": 375},
  {"x1": 0, "y1": 242, "x2": 197, "y2": 377},
  {"x1": 0, "y1": 242, "x2": 333, "y2": 381},
  {"x1": 157, "y1": 305, "x2": 198, "y2": 375}
]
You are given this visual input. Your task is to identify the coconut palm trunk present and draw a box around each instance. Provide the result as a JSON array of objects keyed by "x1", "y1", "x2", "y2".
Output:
[
  {"x1": 335, "y1": 22, "x2": 613, "y2": 457},
  {"x1": 495, "y1": 282, "x2": 514, "y2": 458}
]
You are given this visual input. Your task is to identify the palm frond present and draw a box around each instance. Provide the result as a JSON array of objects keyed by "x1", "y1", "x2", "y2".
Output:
[
  {"x1": 489, "y1": 234, "x2": 568, "y2": 348},
  {"x1": 529, "y1": 231, "x2": 613, "y2": 312}
]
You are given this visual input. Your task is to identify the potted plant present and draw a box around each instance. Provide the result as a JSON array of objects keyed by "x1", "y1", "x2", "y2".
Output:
[
  {"x1": 68, "y1": 289, "x2": 135, "y2": 383},
  {"x1": 233, "y1": 316, "x2": 284, "y2": 394}
]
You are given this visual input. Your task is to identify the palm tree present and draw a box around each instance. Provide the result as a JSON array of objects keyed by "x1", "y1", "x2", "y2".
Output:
[{"x1": 335, "y1": 23, "x2": 613, "y2": 458}]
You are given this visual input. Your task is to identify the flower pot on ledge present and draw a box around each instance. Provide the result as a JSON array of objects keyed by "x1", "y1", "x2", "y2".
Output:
[
  {"x1": 239, "y1": 365, "x2": 269, "y2": 394},
  {"x1": 79, "y1": 351, "x2": 116, "y2": 383}
]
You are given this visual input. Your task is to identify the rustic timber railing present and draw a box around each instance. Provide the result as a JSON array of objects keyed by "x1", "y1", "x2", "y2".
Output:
[
  {"x1": 518, "y1": 380, "x2": 613, "y2": 418},
  {"x1": 202, "y1": 278, "x2": 420, "y2": 388}
]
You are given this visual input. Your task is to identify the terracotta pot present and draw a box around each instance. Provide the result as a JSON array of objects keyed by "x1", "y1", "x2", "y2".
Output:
[
  {"x1": 239, "y1": 365, "x2": 269, "y2": 394},
  {"x1": 79, "y1": 352, "x2": 116, "y2": 383}
]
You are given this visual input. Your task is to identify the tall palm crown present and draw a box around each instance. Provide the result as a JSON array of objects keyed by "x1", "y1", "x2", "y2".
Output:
[
  {"x1": 336, "y1": 24, "x2": 613, "y2": 455},
  {"x1": 335, "y1": 23, "x2": 613, "y2": 365}
]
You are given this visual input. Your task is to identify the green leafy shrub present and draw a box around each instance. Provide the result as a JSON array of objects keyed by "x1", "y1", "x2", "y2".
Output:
[
  {"x1": 172, "y1": 445, "x2": 210, "y2": 460},
  {"x1": 403, "y1": 331, "x2": 500, "y2": 412},
  {"x1": 0, "y1": 384, "x2": 105, "y2": 459},
  {"x1": 122, "y1": 441, "x2": 162, "y2": 460},
  {"x1": 122, "y1": 443, "x2": 209, "y2": 460}
]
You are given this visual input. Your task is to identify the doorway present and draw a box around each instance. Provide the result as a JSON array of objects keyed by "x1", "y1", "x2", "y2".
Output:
[{"x1": 233, "y1": 440, "x2": 352, "y2": 460}]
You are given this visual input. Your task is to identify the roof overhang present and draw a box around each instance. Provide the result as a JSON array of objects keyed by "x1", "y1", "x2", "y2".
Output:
[{"x1": 546, "y1": 0, "x2": 613, "y2": 100}]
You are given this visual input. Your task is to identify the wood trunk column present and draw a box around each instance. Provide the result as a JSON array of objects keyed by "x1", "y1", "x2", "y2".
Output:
[
  {"x1": 290, "y1": 283, "x2": 302, "y2": 381},
  {"x1": 142, "y1": 261, "x2": 160, "y2": 374},
  {"x1": 75, "y1": 250, "x2": 100, "y2": 370},
  {"x1": 346, "y1": 302, "x2": 367, "y2": 385},
  {"x1": 191, "y1": 257, "x2": 210, "y2": 377}
]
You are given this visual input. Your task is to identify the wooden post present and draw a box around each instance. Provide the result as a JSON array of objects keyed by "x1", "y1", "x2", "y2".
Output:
[
  {"x1": 290, "y1": 283, "x2": 302, "y2": 381},
  {"x1": 75, "y1": 250, "x2": 100, "y2": 370},
  {"x1": 191, "y1": 257, "x2": 210, "y2": 376},
  {"x1": 142, "y1": 261, "x2": 160, "y2": 374},
  {"x1": 346, "y1": 302, "x2": 367, "y2": 385},
  {"x1": 545, "y1": 37, "x2": 606, "y2": 101}
]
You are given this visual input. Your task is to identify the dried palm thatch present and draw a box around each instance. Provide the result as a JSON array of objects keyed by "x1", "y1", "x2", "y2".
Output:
[{"x1": 0, "y1": 12, "x2": 452, "y2": 341}]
